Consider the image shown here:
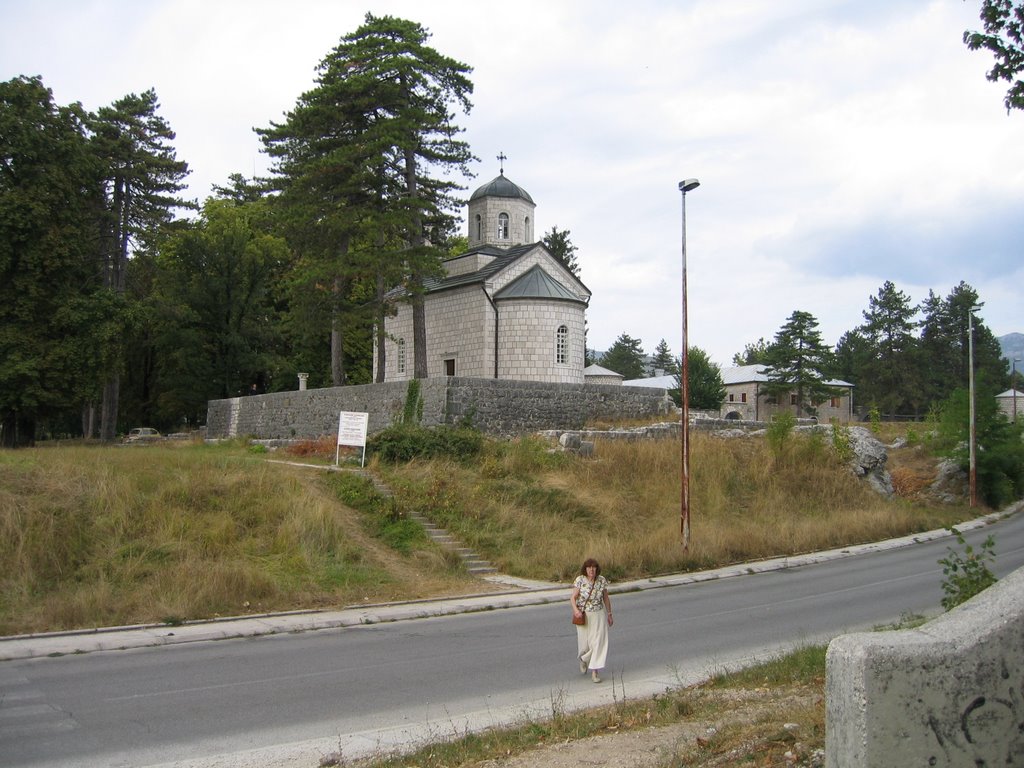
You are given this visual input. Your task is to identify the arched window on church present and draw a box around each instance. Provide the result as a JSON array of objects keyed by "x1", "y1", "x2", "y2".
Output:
[
  {"x1": 525, "y1": 216, "x2": 532, "y2": 242},
  {"x1": 475, "y1": 214, "x2": 482, "y2": 241},
  {"x1": 556, "y1": 325, "x2": 569, "y2": 365},
  {"x1": 397, "y1": 338, "x2": 406, "y2": 375},
  {"x1": 497, "y1": 212, "x2": 509, "y2": 239}
]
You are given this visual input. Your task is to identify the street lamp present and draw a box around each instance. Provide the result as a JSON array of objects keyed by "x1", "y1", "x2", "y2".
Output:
[
  {"x1": 968, "y1": 306, "x2": 981, "y2": 508},
  {"x1": 678, "y1": 178, "x2": 700, "y2": 549},
  {"x1": 1013, "y1": 358, "x2": 1021, "y2": 423}
]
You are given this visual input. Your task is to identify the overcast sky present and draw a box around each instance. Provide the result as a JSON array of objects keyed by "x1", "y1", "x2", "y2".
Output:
[{"x1": 3, "y1": 0, "x2": 1021, "y2": 365}]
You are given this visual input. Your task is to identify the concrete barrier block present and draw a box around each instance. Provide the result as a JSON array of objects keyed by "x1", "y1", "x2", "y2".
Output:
[{"x1": 826, "y1": 565, "x2": 1024, "y2": 767}]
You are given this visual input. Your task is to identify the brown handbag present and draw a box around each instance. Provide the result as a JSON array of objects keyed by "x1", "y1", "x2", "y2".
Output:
[{"x1": 572, "y1": 582, "x2": 587, "y2": 625}]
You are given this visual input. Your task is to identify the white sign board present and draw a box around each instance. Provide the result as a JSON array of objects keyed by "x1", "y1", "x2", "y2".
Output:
[{"x1": 336, "y1": 411, "x2": 369, "y2": 466}]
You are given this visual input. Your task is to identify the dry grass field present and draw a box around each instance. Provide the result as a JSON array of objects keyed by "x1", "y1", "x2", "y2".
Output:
[{"x1": 0, "y1": 425, "x2": 972, "y2": 636}]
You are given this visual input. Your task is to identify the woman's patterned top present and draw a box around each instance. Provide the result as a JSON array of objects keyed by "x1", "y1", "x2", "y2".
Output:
[{"x1": 574, "y1": 574, "x2": 608, "y2": 611}]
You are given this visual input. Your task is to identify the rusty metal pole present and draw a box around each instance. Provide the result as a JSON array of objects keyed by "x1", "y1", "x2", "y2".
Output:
[
  {"x1": 679, "y1": 179, "x2": 699, "y2": 549},
  {"x1": 968, "y1": 307, "x2": 979, "y2": 508}
]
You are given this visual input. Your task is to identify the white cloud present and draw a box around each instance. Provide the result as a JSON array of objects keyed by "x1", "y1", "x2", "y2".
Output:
[{"x1": 2, "y1": 0, "x2": 1020, "y2": 365}]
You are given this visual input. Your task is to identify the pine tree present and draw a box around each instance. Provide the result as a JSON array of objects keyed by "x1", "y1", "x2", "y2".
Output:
[
  {"x1": 542, "y1": 226, "x2": 580, "y2": 277},
  {"x1": 259, "y1": 14, "x2": 474, "y2": 384},
  {"x1": 919, "y1": 283, "x2": 1007, "y2": 406},
  {"x1": 732, "y1": 337, "x2": 772, "y2": 366},
  {"x1": 856, "y1": 281, "x2": 922, "y2": 416},
  {"x1": 763, "y1": 310, "x2": 836, "y2": 417},
  {"x1": 600, "y1": 333, "x2": 647, "y2": 380},
  {"x1": 90, "y1": 89, "x2": 190, "y2": 440},
  {"x1": 651, "y1": 339, "x2": 679, "y2": 375},
  {"x1": 0, "y1": 77, "x2": 115, "y2": 445},
  {"x1": 681, "y1": 346, "x2": 725, "y2": 410}
]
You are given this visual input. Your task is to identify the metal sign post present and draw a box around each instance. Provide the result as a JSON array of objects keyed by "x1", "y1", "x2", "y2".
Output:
[{"x1": 337, "y1": 411, "x2": 369, "y2": 467}]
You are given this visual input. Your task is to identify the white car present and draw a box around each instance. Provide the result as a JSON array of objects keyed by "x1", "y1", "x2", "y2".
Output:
[{"x1": 124, "y1": 427, "x2": 161, "y2": 443}]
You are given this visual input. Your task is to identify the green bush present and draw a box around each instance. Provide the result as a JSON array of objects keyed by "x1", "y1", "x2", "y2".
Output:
[
  {"x1": 938, "y1": 527, "x2": 997, "y2": 611},
  {"x1": 369, "y1": 424, "x2": 484, "y2": 463},
  {"x1": 766, "y1": 411, "x2": 796, "y2": 457}
]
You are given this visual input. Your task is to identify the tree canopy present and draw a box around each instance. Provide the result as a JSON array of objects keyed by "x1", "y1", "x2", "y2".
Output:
[
  {"x1": 600, "y1": 333, "x2": 646, "y2": 380},
  {"x1": 964, "y1": 0, "x2": 1024, "y2": 112},
  {"x1": 0, "y1": 77, "x2": 117, "y2": 445},
  {"x1": 762, "y1": 310, "x2": 837, "y2": 417},
  {"x1": 258, "y1": 13, "x2": 474, "y2": 384}
]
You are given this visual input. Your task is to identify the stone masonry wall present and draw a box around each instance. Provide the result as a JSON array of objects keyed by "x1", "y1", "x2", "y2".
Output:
[{"x1": 205, "y1": 377, "x2": 671, "y2": 440}]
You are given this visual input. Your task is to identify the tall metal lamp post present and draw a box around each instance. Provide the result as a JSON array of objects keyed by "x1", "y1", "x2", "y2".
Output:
[
  {"x1": 678, "y1": 178, "x2": 700, "y2": 549},
  {"x1": 1013, "y1": 357, "x2": 1021, "y2": 423},
  {"x1": 968, "y1": 306, "x2": 981, "y2": 508}
]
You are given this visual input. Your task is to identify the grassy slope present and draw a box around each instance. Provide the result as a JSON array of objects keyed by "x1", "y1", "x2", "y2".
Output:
[{"x1": 0, "y1": 426, "x2": 971, "y2": 635}]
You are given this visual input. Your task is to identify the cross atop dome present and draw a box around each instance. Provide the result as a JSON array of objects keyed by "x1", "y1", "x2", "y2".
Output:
[{"x1": 497, "y1": 151, "x2": 507, "y2": 174}]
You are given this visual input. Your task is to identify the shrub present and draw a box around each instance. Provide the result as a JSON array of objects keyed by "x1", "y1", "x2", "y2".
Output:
[
  {"x1": 766, "y1": 411, "x2": 796, "y2": 457},
  {"x1": 938, "y1": 527, "x2": 997, "y2": 611},
  {"x1": 369, "y1": 424, "x2": 484, "y2": 463}
]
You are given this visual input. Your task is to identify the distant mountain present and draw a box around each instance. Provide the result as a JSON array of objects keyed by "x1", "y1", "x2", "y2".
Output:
[{"x1": 999, "y1": 333, "x2": 1024, "y2": 363}]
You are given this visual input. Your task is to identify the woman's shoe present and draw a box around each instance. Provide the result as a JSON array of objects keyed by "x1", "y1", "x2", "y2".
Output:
[
  {"x1": 579, "y1": 657, "x2": 587, "y2": 674},
  {"x1": 591, "y1": 671, "x2": 602, "y2": 683}
]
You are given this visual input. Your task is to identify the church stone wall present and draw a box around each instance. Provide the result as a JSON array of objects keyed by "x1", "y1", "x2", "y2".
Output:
[
  {"x1": 498, "y1": 299, "x2": 585, "y2": 383},
  {"x1": 468, "y1": 195, "x2": 535, "y2": 247},
  {"x1": 205, "y1": 378, "x2": 670, "y2": 439},
  {"x1": 491, "y1": 249, "x2": 586, "y2": 300},
  {"x1": 377, "y1": 285, "x2": 494, "y2": 380}
]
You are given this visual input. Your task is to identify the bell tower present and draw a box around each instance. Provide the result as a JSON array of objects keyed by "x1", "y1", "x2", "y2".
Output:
[{"x1": 467, "y1": 154, "x2": 536, "y2": 248}]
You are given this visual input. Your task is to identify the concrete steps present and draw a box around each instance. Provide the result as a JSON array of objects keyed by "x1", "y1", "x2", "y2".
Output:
[{"x1": 349, "y1": 469, "x2": 497, "y2": 576}]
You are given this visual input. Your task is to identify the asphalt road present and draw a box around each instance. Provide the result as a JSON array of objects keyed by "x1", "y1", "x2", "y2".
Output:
[{"x1": 3, "y1": 512, "x2": 1023, "y2": 768}]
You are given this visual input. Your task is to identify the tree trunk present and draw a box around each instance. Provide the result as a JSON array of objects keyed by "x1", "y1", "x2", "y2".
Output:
[
  {"x1": 375, "y1": 271, "x2": 387, "y2": 383},
  {"x1": 81, "y1": 403, "x2": 96, "y2": 439},
  {"x1": 100, "y1": 375, "x2": 120, "y2": 441},
  {"x1": 1, "y1": 410, "x2": 35, "y2": 448},
  {"x1": 412, "y1": 287, "x2": 428, "y2": 378},
  {"x1": 331, "y1": 275, "x2": 346, "y2": 386},
  {"x1": 403, "y1": 145, "x2": 429, "y2": 379}
]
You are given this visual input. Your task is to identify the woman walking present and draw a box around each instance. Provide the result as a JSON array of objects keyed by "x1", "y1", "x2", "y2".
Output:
[{"x1": 571, "y1": 558, "x2": 613, "y2": 683}]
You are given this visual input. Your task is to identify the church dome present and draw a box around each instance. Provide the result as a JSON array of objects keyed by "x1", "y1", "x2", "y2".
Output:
[{"x1": 469, "y1": 172, "x2": 535, "y2": 204}]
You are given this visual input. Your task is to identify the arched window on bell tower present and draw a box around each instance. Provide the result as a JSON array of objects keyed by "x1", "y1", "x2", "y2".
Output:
[
  {"x1": 475, "y1": 214, "x2": 482, "y2": 241},
  {"x1": 497, "y1": 213, "x2": 509, "y2": 240}
]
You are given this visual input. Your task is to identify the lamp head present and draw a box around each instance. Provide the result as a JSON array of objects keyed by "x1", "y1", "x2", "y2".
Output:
[{"x1": 678, "y1": 179, "x2": 700, "y2": 193}]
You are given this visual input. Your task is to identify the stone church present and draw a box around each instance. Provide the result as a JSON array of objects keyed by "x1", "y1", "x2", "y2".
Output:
[{"x1": 375, "y1": 170, "x2": 591, "y2": 383}]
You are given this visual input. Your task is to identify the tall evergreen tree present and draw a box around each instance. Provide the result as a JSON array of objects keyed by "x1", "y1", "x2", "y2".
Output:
[
  {"x1": 90, "y1": 89, "x2": 189, "y2": 440},
  {"x1": 542, "y1": 226, "x2": 580, "y2": 278},
  {"x1": 149, "y1": 198, "x2": 289, "y2": 424},
  {"x1": 600, "y1": 333, "x2": 646, "y2": 380},
  {"x1": 651, "y1": 339, "x2": 679, "y2": 375},
  {"x1": 856, "y1": 280, "x2": 922, "y2": 416},
  {"x1": 0, "y1": 76, "x2": 116, "y2": 446},
  {"x1": 763, "y1": 310, "x2": 836, "y2": 417},
  {"x1": 258, "y1": 13, "x2": 474, "y2": 384},
  {"x1": 676, "y1": 346, "x2": 725, "y2": 410},
  {"x1": 732, "y1": 337, "x2": 772, "y2": 366},
  {"x1": 919, "y1": 282, "x2": 1006, "y2": 406}
]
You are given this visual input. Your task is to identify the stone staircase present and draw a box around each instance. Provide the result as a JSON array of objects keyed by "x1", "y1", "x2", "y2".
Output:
[{"x1": 348, "y1": 468, "x2": 497, "y2": 576}]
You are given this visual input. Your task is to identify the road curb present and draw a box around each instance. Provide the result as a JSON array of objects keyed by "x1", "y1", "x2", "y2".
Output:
[{"x1": 2, "y1": 504, "x2": 1018, "y2": 662}]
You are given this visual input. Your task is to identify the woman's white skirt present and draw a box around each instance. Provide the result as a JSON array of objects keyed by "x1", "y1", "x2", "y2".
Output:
[{"x1": 576, "y1": 608, "x2": 609, "y2": 670}]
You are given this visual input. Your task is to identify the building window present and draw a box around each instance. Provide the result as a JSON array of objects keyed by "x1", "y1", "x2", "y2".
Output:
[
  {"x1": 556, "y1": 325, "x2": 569, "y2": 364},
  {"x1": 498, "y1": 212, "x2": 509, "y2": 239},
  {"x1": 741, "y1": 392, "x2": 747, "y2": 403},
  {"x1": 444, "y1": 358, "x2": 456, "y2": 376},
  {"x1": 830, "y1": 396, "x2": 841, "y2": 408},
  {"x1": 475, "y1": 214, "x2": 482, "y2": 240},
  {"x1": 728, "y1": 394, "x2": 735, "y2": 403},
  {"x1": 790, "y1": 394, "x2": 798, "y2": 406},
  {"x1": 397, "y1": 338, "x2": 406, "y2": 374},
  {"x1": 525, "y1": 215, "x2": 532, "y2": 241}
]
